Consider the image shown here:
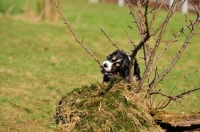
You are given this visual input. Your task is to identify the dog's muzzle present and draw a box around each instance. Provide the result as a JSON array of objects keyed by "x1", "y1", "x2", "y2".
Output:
[
  {"x1": 102, "y1": 61, "x2": 113, "y2": 72},
  {"x1": 101, "y1": 69, "x2": 113, "y2": 78},
  {"x1": 101, "y1": 61, "x2": 113, "y2": 76},
  {"x1": 101, "y1": 59, "x2": 122, "y2": 72},
  {"x1": 101, "y1": 66, "x2": 112, "y2": 75}
]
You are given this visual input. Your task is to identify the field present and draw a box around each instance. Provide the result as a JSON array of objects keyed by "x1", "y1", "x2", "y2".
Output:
[{"x1": 0, "y1": 0, "x2": 200, "y2": 131}]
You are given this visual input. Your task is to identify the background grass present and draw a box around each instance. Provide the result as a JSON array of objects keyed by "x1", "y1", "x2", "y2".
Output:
[{"x1": 0, "y1": 0, "x2": 200, "y2": 131}]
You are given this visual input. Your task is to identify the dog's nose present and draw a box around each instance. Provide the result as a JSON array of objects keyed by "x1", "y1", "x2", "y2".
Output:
[{"x1": 103, "y1": 63, "x2": 108, "y2": 68}]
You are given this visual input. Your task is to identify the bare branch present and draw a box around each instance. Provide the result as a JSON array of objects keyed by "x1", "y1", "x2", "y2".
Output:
[
  {"x1": 100, "y1": 28, "x2": 120, "y2": 50},
  {"x1": 51, "y1": 0, "x2": 102, "y2": 67},
  {"x1": 156, "y1": 99, "x2": 171, "y2": 110},
  {"x1": 168, "y1": 53, "x2": 175, "y2": 60},
  {"x1": 162, "y1": 71, "x2": 198, "y2": 81},
  {"x1": 156, "y1": 86, "x2": 176, "y2": 109},
  {"x1": 136, "y1": 0, "x2": 179, "y2": 92},
  {"x1": 148, "y1": 67, "x2": 158, "y2": 88},
  {"x1": 129, "y1": 0, "x2": 151, "y2": 86},
  {"x1": 147, "y1": 8, "x2": 155, "y2": 15},
  {"x1": 126, "y1": 0, "x2": 149, "y2": 40},
  {"x1": 189, "y1": 0, "x2": 200, "y2": 15},
  {"x1": 149, "y1": 0, "x2": 165, "y2": 32},
  {"x1": 149, "y1": 13, "x2": 200, "y2": 89},
  {"x1": 142, "y1": 45, "x2": 147, "y2": 66},
  {"x1": 126, "y1": 0, "x2": 141, "y2": 33},
  {"x1": 129, "y1": 26, "x2": 141, "y2": 36},
  {"x1": 150, "y1": 87, "x2": 200, "y2": 102},
  {"x1": 125, "y1": 30, "x2": 135, "y2": 46},
  {"x1": 193, "y1": 32, "x2": 200, "y2": 35},
  {"x1": 151, "y1": 19, "x2": 196, "y2": 67},
  {"x1": 151, "y1": 86, "x2": 175, "y2": 110}
]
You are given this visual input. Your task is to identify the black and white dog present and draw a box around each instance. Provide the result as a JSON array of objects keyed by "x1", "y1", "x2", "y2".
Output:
[{"x1": 101, "y1": 50, "x2": 141, "y2": 82}]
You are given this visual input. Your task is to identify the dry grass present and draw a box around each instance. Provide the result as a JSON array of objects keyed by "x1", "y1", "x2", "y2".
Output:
[{"x1": 55, "y1": 79, "x2": 163, "y2": 131}]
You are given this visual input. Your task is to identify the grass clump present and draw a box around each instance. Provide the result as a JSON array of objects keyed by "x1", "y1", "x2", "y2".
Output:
[{"x1": 55, "y1": 80, "x2": 162, "y2": 132}]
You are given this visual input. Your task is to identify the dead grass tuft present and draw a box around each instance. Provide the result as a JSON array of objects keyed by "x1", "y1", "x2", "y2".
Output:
[{"x1": 55, "y1": 79, "x2": 163, "y2": 131}]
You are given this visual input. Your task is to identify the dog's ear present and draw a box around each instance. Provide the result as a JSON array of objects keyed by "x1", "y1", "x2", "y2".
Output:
[{"x1": 119, "y1": 55, "x2": 130, "y2": 78}]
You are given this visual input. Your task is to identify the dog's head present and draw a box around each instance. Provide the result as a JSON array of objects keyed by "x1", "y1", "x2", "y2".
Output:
[{"x1": 101, "y1": 50, "x2": 130, "y2": 82}]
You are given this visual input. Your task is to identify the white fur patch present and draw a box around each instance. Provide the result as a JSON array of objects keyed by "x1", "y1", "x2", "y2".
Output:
[
  {"x1": 128, "y1": 56, "x2": 131, "y2": 61},
  {"x1": 102, "y1": 59, "x2": 122, "y2": 72},
  {"x1": 103, "y1": 60, "x2": 113, "y2": 72}
]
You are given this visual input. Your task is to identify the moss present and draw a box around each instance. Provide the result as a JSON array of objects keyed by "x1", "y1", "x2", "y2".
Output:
[
  {"x1": 151, "y1": 110, "x2": 200, "y2": 127},
  {"x1": 55, "y1": 80, "x2": 162, "y2": 132}
]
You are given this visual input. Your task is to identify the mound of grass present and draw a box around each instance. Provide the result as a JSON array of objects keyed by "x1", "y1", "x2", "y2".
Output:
[{"x1": 55, "y1": 80, "x2": 162, "y2": 131}]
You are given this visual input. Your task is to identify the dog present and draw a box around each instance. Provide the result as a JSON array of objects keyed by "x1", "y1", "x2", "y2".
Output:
[{"x1": 101, "y1": 50, "x2": 141, "y2": 82}]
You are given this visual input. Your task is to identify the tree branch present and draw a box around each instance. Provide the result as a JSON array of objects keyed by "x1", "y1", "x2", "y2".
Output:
[
  {"x1": 125, "y1": 30, "x2": 135, "y2": 46},
  {"x1": 150, "y1": 87, "x2": 200, "y2": 102},
  {"x1": 128, "y1": 0, "x2": 150, "y2": 86},
  {"x1": 162, "y1": 71, "x2": 198, "y2": 81},
  {"x1": 100, "y1": 28, "x2": 120, "y2": 50},
  {"x1": 51, "y1": 0, "x2": 102, "y2": 67},
  {"x1": 149, "y1": 14, "x2": 200, "y2": 89},
  {"x1": 152, "y1": 20, "x2": 199, "y2": 67},
  {"x1": 137, "y1": 0, "x2": 182, "y2": 92}
]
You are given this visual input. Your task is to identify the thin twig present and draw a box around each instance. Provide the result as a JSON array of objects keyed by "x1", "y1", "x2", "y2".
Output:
[
  {"x1": 150, "y1": 87, "x2": 200, "y2": 101},
  {"x1": 129, "y1": 26, "x2": 141, "y2": 36},
  {"x1": 150, "y1": 12, "x2": 200, "y2": 89},
  {"x1": 137, "y1": 0, "x2": 179, "y2": 92},
  {"x1": 162, "y1": 71, "x2": 198, "y2": 81},
  {"x1": 126, "y1": 0, "x2": 142, "y2": 34},
  {"x1": 189, "y1": 0, "x2": 200, "y2": 15},
  {"x1": 129, "y1": 0, "x2": 151, "y2": 87},
  {"x1": 149, "y1": 0, "x2": 165, "y2": 31},
  {"x1": 152, "y1": 20, "x2": 195, "y2": 67},
  {"x1": 100, "y1": 28, "x2": 120, "y2": 50},
  {"x1": 125, "y1": 30, "x2": 135, "y2": 46},
  {"x1": 51, "y1": 0, "x2": 102, "y2": 67},
  {"x1": 156, "y1": 99, "x2": 171, "y2": 110},
  {"x1": 148, "y1": 67, "x2": 158, "y2": 88}
]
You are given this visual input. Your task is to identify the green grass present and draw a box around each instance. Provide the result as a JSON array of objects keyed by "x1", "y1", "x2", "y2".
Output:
[
  {"x1": 0, "y1": 0, "x2": 25, "y2": 14},
  {"x1": 0, "y1": 0, "x2": 200, "y2": 131},
  {"x1": 55, "y1": 82, "x2": 162, "y2": 131}
]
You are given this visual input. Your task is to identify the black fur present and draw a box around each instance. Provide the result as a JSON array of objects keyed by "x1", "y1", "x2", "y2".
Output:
[{"x1": 101, "y1": 50, "x2": 141, "y2": 82}]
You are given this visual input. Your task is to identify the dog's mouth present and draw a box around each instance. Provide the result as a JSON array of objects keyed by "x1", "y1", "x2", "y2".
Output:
[
  {"x1": 101, "y1": 68, "x2": 113, "y2": 76},
  {"x1": 101, "y1": 68, "x2": 109, "y2": 74},
  {"x1": 101, "y1": 61, "x2": 112, "y2": 75}
]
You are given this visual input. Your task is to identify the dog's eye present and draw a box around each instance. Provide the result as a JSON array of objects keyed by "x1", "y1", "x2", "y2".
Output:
[
  {"x1": 112, "y1": 56, "x2": 117, "y2": 61},
  {"x1": 115, "y1": 63, "x2": 120, "y2": 67}
]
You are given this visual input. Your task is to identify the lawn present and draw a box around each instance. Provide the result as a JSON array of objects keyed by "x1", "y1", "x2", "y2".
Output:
[{"x1": 0, "y1": 0, "x2": 200, "y2": 131}]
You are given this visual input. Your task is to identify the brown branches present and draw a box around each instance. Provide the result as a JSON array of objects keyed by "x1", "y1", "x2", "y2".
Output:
[
  {"x1": 151, "y1": 17, "x2": 199, "y2": 77},
  {"x1": 150, "y1": 87, "x2": 200, "y2": 109},
  {"x1": 148, "y1": 0, "x2": 199, "y2": 109},
  {"x1": 135, "y1": 0, "x2": 200, "y2": 93},
  {"x1": 51, "y1": 0, "x2": 101, "y2": 67},
  {"x1": 53, "y1": 0, "x2": 200, "y2": 111},
  {"x1": 136, "y1": 0, "x2": 179, "y2": 93},
  {"x1": 100, "y1": 29, "x2": 120, "y2": 50},
  {"x1": 149, "y1": 14, "x2": 200, "y2": 90},
  {"x1": 151, "y1": 20, "x2": 197, "y2": 67},
  {"x1": 125, "y1": 0, "x2": 200, "y2": 110},
  {"x1": 163, "y1": 71, "x2": 198, "y2": 81},
  {"x1": 125, "y1": 30, "x2": 135, "y2": 46},
  {"x1": 126, "y1": 0, "x2": 151, "y2": 85}
]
